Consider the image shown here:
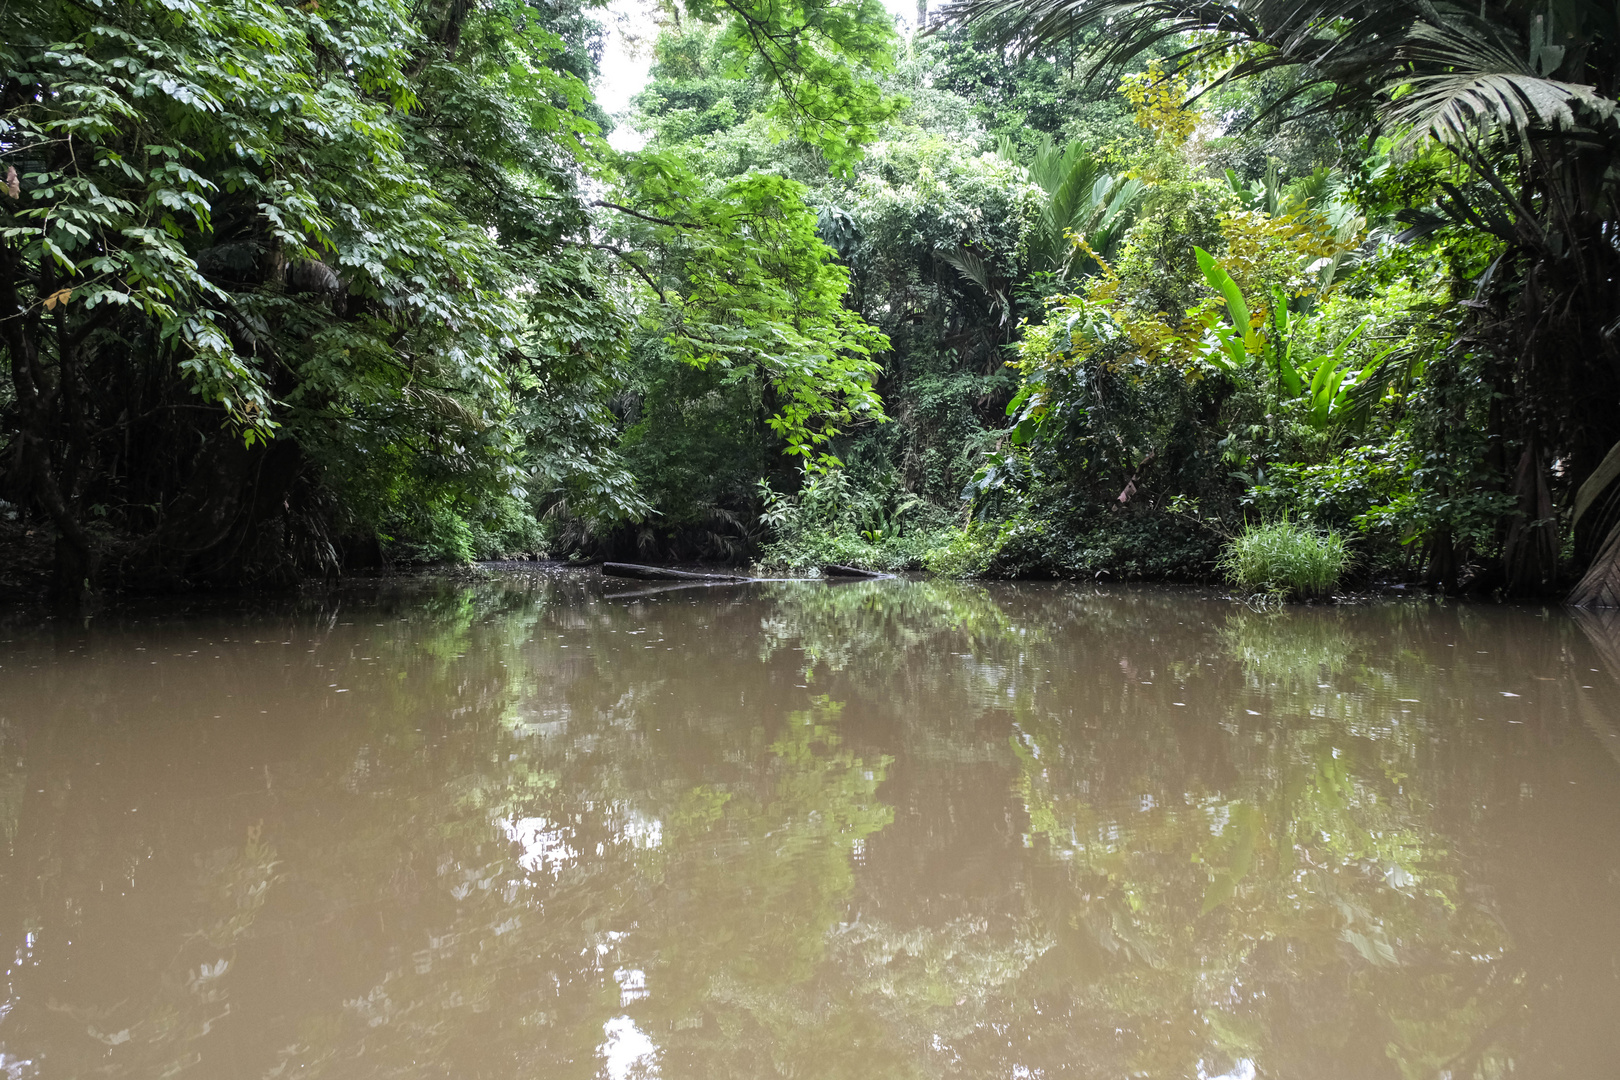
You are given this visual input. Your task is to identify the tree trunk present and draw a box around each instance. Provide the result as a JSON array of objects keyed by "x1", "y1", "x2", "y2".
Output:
[
  {"x1": 823, "y1": 563, "x2": 887, "y2": 578},
  {"x1": 51, "y1": 532, "x2": 100, "y2": 611},
  {"x1": 117, "y1": 435, "x2": 312, "y2": 590},
  {"x1": 1501, "y1": 440, "x2": 1559, "y2": 595},
  {"x1": 2, "y1": 235, "x2": 106, "y2": 609},
  {"x1": 1424, "y1": 524, "x2": 1457, "y2": 593}
]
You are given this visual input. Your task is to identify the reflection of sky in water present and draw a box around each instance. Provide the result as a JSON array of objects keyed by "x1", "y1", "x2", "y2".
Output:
[
  {"x1": 0, "y1": 1052, "x2": 37, "y2": 1080},
  {"x1": 614, "y1": 967, "x2": 649, "y2": 1005},
  {"x1": 501, "y1": 808, "x2": 659, "y2": 876},
  {"x1": 600, "y1": 1015, "x2": 659, "y2": 1079},
  {"x1": 503, "y1": 703, "x2": 570, "y2": 740},
  {"x1": 500, "y1": 816, "x2": 578, "y2": 876},
  {"x1": 0, "y1": 938, "x2": 32, "y2": 1079},
  {"x1": 624, "y1": 812, "x2": 662, "y2": 850}
]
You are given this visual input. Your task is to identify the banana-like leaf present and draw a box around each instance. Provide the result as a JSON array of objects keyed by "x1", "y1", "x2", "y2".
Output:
[
  {"x1": 1005, "y1": 383, "x2": 1050, "y2": 446},
  {"x1": 1200, "y1": 313, "x2": 1245, "y2": 370},
  {"x1": 1289, "y1": 318, "x2": 1375, "y2": 427},
  {"x1": 1269, "y1": 284, "x2": 1302, "y2": 395},
  {"x1": 1330, "y1": 317, "x2": 1372, "y2": 362},
  {"x1": 1307, "y1": 354, "x2": 1334, "y2": 400},
  {"x1": 1325, "y1": 365, "x2": 1347, "y2": 415},
  {"x1": 1279, "y1": 356, "x2": 1302, "y2": 397},
  {"x1": 1306, "y1": 350, "x2": 1338, "y2": 427},
  {"x1": 1269, "y1": 284, "x2": 1290, "y2": 337},
  {"x1": 1196, "y1": 246, "x2": 1256, "y2": 356},
  {"x1": 1202, "y1": 324, "x2": 1240, "y2": 373},
  {"x1": 1005, "y1": 383, "x2": 1031, "y2": 418},
  {"x1": 1340, "y1": 356, "x2": 1403, "y2": 430},
  {"x1": 1330, "y1": 345, "x2": 1399, "y2": 423}
]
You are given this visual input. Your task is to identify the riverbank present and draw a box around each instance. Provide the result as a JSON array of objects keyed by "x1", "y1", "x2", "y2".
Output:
[{"x1": 0, "y1": 531, "x2": 1515, "y2": 617}]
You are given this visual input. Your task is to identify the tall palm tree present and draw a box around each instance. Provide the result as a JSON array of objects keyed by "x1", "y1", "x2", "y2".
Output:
[{"x1": 934, "y1": 0, "x2": 1620, "y2": 604}]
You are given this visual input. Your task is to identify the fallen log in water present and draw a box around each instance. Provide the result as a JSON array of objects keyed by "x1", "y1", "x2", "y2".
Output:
[
  {"x1": 602, "y1": 580, "x2": 753, "y2": 600},
  {"x1": 602, "y1": 562, "x2": 752, "y2": 582},
  {"x1": 823, "y1": 563, "x2": 888, "y2": 578}
]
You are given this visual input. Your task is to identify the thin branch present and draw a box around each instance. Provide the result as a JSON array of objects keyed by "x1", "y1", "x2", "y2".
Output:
[
  {"x1": 577, "y1": 241, "x2": 668, "y2": 304},
  {"x1": 591, "y1": 201, "x2": 699, "y2": 230}
]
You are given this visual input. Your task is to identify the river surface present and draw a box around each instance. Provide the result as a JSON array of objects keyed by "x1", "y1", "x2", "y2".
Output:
[{"x1": 2, "y1": 572, "x2": 1620, "y2": 1079}]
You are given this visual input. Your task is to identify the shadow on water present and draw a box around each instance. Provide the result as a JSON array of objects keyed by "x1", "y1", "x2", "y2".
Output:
[{"x1": 1, "y1": 574, "x2": 1619, "y2": 1078}]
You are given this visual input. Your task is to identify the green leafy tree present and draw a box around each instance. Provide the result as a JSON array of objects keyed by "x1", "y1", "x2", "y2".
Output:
[
  {"x1": 935, "y1": 0, "x2": 1620, "y2": 599},
  {"x1": 585, "y1": 25, "x2": 1034, "y2": 564},
  {"x1": 0, "y1": 0, "x2": 626, "y2": 598},
  {"x1": 1, "y1": 0, "x2": 913, "y2": 599},
  {"x1": 680, "y1": 0, "x2": 904, "y2": 174}
]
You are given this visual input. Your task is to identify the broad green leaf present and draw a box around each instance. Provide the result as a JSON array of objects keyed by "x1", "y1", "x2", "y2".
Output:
[{"x1": 1574, "y1": 437, "x2": 1620, "y2": 528}]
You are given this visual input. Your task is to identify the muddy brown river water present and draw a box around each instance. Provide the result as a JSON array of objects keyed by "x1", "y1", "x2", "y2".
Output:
[{"x1": 2, "y1": 572, "x2": 1620, "y2": 1078}]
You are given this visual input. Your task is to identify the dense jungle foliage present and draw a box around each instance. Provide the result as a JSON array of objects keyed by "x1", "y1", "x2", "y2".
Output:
[{"x1": 5, "y1": 0, "x2": 1620, "y2": 606}]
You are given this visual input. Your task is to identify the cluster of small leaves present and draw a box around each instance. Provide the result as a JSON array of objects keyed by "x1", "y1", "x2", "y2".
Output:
[
  {"x1": 606, "y1": 156, "x2": 889, "y2": 471},
  {"x1": 685, "y1": 0, "x2": 905, "y2": 174},
  {"x1": 1215, "y1": 207, "x2": 1353, "y2": 303},
  {"x1": 2, "y1": 0, "x2": 442, "y2": 441},
  {"x1": 1017, "y1": 253, "x2": 1206, "y2": 380},
  {"x1": 1120, "y1": 62, "x2": 1198, "y2": 149}
]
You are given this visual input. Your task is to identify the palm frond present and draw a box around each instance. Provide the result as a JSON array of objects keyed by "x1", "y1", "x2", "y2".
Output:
[
  {"x1": 1047, "y1": 150, "x2": 1104, "y2": 236},
  {"x1": 933, "y1": 0, "x2": 1264, "y2": 65},
  {"x1": 1387, "y1": 19, "x2": 1613, "y2": 152},
  {"x1": 1337, "y1": 342, "x2": 1423, "y2": 431},
  {"x1": 998, "y1": 135, "x2": 1143, "y2": 273},
  {"x1": 1088, "y1": 175, "x2": 1145, "y2": 258},
  {"x1": 936, "y1": 246, "x2": 1013, "y2": 322},
  {"x1": 1575, "y1": 437, "x2": 1620, "y2": 530}
]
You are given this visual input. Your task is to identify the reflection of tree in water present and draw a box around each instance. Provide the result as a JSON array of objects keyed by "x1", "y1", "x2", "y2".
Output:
[
  {"x1": 629, "y1": 697, "x2": 906, "y2": 1078},
  {"x1": 756, "y1": 579, "x2": 1017, "y2": 678},
  {"x1": 0, "y1": 576, "x2": 914, "y2": 1077},
  {"x1": 0, "y1": 583, "x2": 565, "y2": 1077},
  {"x1": 1218, "y1": 608, "x2": 1361, "y2": 688},
  {"x1": 986, "y1": 598, "x2": 1620, "y2": 1080},
  {"x1": 1572, "y1": 608, "x2": 1620, "y2": 769},
  {"x1": 669, "y1": 583, "x2": 1552, "y2": 1078},
  {"x1": 752, "y1": 584, "x2": 1603, "y2": 1078},
  {"x1": 1008, "y1": 701, "x2": 1508, "y2": 1078},
  {"x1": 3, "y1": 577, "x2": 1619, "y2": 1077}
]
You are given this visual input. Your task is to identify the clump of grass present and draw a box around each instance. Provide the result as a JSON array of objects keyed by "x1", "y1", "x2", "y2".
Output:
[{"x1": 1218, "y1": 518, "x2": 1351, "y2": 602}]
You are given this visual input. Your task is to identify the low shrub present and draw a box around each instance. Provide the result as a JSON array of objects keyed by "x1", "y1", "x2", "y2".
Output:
[
  {"x1": 1218, "y1": 518, "x2": 1351, "y2": 601},
  {"x1": 757, "y1": 526, "x2": 949, "y2": 574},
  {"x1": 922, "y1": 521, "x2": 1008, "y2": 577},
  {"x1": 753, "y1": 470, "x2": 956, "y2": 573}
]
